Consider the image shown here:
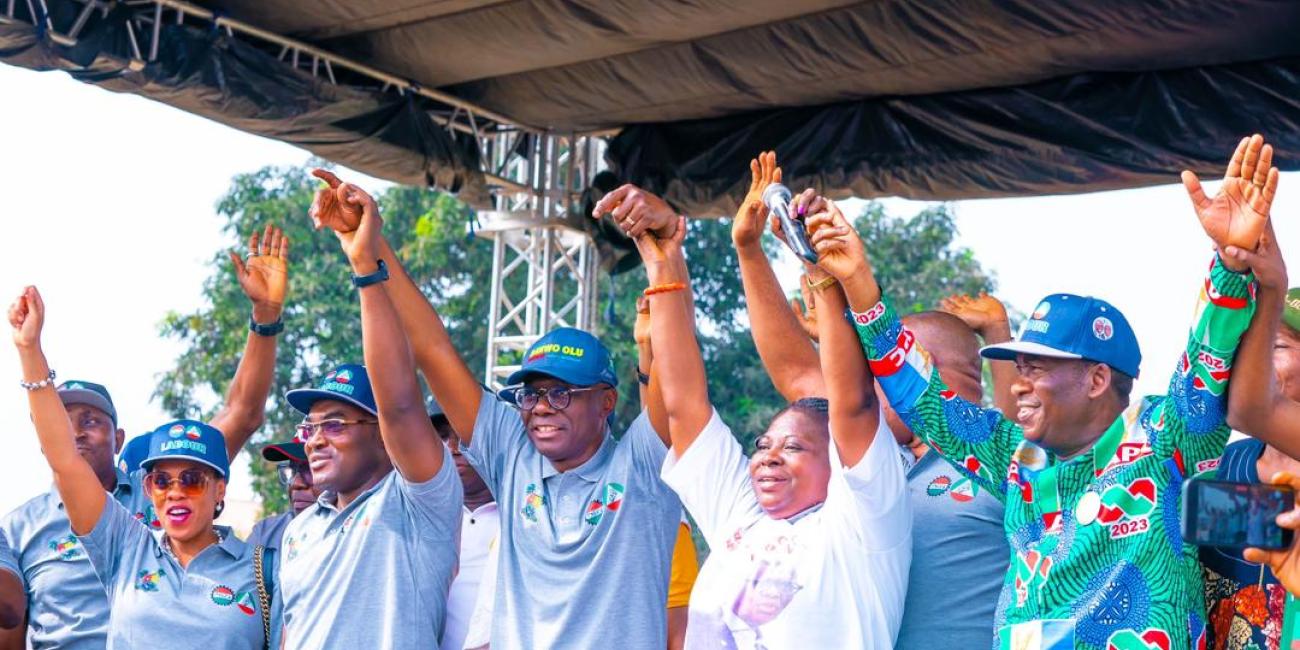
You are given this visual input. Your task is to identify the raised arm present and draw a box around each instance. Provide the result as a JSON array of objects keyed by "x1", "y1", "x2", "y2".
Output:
[
  {"x1": 8, "y1": 288, "x2": 106, "y2": 534},
  {"x1": 309, "y1": 169, "x2": 482, "y2": 443},
  {"x1": 1222, "y1": 223, "x2": 1300, "y2": 452},
  {"x1": 635, "y1": 219, "x2": 712, "y2": 455},
  {"x1": 733, "y1": 153, "x2": 825, "y2": 401},
  {"x1": 633, "y1": 296, "x2": 671, "y2": 444},
  {"x1": 335, "y1": 188, "x2": 446, "y2": 482},
  {"x1": 211, "y1": 225, "x2": 288, "y2": 461},
  {"x1": 807, "y1": 203, "x2": 1019, "y2": 499},
  {"x1": 940, "y1": 292, "x2": 1017, "y2": 417},
  {"x1": 804, "y1": 199, "x2": 880, "y2": 465}
]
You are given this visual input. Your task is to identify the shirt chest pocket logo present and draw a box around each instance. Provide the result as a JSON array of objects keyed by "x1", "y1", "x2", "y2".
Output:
[
  {"x1": 520, "y1": 483, "x2": 547, "y2": 525},
  {"x1": 48, "y1": 534, "x2": 85, "y2": 561},
  {"x1": 583, "y1": 482, "x2": 625, "y2": 526},
  {"x1": 135, "y1": 569, "x2": 165, "y2": 591}
]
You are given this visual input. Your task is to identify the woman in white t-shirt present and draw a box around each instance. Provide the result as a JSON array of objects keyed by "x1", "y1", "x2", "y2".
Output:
[{"x1": 629, "y1": 196, "x2": 912, "y2": 650}]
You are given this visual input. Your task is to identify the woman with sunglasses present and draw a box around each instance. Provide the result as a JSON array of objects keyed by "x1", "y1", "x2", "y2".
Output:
[{"x1": 10, "y1": 286, "x2": 272, "y2": 649}]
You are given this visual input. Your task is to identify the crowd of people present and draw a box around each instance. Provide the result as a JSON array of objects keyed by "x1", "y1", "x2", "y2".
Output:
[{"x1": 0, "y1": 134, "x2": 1296, "y2": 649}]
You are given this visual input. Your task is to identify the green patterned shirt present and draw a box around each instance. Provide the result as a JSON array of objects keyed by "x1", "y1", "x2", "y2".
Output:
[{"x1": 852, "y1": 256, "x2": 1256, "y2": 650}]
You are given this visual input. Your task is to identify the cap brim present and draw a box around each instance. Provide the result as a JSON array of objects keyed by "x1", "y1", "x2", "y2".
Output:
[
  {"x1": 140, "y1": 454, "x2": 228, "y2": 478},
  {"x1": 261, "y1": 442, "x2": 306, "y2": 462},
  {"x1": 284, "y1": 388, "x2": 377, "y2": 416},
  {"x1": 980, "y1": 341, "x2": 1084, "y2": 362},
  {"x1": 58, "y1": 389, "x2": 116, "y2": 424}
]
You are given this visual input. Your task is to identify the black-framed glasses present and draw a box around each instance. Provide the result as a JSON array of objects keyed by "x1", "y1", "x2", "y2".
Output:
[
  {"x1": 294, "y1": 418, "x2": 377, "y2": 440},
  {"x1": 511, "y1": 385, "x2": 600, "y2": 412},
  {"x1": 143, "y1": 469, "x2": 213, "y2": 497},
  {"x1": 276, "y1": 461, "x2": 312, "y2": 487}
]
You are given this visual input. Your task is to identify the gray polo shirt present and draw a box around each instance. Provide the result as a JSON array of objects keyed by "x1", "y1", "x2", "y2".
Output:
[
  {"x1": 279, "y1": 447, "x2": 462, "y2": 650},
  {"x1": 0, "y1": 468, "x2": 151, "y2": 650},
  {"x1": 465, "y1": 392, "x2": 682, "y2": 649},
  {"x1": 247, "y1": 511, "x2": 293, "y2": 552},
  {"x1": 894, "y1": 447, "x2": 1009, "y2": 650},
  {"x1": 78, "y1": 497, "x2": 267, "y2": 649}
]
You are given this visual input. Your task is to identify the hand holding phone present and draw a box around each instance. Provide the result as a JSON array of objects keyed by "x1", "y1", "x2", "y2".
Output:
[{"x1": 1182, "y1": 478, "x2": 1295, "y2": 550}]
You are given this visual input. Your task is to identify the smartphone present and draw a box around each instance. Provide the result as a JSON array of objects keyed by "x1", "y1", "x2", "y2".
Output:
[{"x1": 1181, "y1": 478, "x2": 1294, "y2": 550}]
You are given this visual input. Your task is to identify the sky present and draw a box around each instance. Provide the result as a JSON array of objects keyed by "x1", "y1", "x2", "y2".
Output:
[{"x1": 0, "y1": 62, "x2": 1296, "y2": 516}]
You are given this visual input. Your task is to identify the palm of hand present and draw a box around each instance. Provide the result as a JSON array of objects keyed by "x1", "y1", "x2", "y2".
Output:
[
  {"x1": 946, "y1": 295, "x2": 1006, "y2": 329},
  {"x1": 314, "y1": 190, "x2": 362, "y2": 233},
  {"x1": 240, "y1": 256, "x2": 288, "y2": 305},
  {"x1": 1198, "y1": 178, "x2": 1269, "y2": 251},
  {"x1": 733, "y1": 151, "x2": 781, "y2": 245}
]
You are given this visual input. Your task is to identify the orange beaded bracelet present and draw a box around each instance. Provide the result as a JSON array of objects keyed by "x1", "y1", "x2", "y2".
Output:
[{"x1": 643, "y1": 282, "x2": 688, "y2": 297}]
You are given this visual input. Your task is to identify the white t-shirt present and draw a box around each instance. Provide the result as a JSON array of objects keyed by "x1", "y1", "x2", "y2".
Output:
[
  {"x1": 662, "y1": 409, "x2": 911, "y2": 650},
  {"x1": 441, "y1": 503, "x2": 500, "y2": 650}
]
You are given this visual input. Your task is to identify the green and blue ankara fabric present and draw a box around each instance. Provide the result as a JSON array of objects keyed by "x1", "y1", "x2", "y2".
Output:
[{"x1": 852, "y1": 255, "x2": 1256, "y2": 650}]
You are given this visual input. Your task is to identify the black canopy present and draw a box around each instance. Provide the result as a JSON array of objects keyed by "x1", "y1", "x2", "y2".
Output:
[{"x1": 3, "y1": 0, "x2": 1298, "y2": 214}]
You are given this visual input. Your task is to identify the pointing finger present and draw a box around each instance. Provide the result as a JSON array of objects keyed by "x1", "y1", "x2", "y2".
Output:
[{"x1": 312, "y1": 169, "x2": 342, "y2": 188}]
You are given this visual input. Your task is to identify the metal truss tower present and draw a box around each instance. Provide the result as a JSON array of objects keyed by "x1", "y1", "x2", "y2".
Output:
[{"x1": 4, "y1": 0, "x2": 605, "y2": 389}]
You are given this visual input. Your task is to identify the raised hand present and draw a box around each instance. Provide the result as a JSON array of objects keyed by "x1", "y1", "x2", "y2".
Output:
[
  {"x1": 633, "y1": 216, "x2": 688, "y2": 272},
  {"x1": 939, "y1": 292, "x2": 1010, "y2": 336},
  {"x1": 805, "y1": 198, "x2": 869, "y2": 283},
  {"x1": 309, "y1": 169, "x2": 365, "y2": 234},
  {"x1": 336, "y1": 183, "x2": 384, "y2": 273},
  {"x1": 791, "y1": 277, "x2": 819, "y2": 342},
  {"x1": 1182, "y1": 134, "x2": 1280, "y2": 268},
  {"x1": 732, "y1": 151, "x2": 782, "y2": 248},
  {"x1": 229, "y1": 225, "x2": 289, "y2": 321},
  {"x1": 8, "y1": 286, "x2": 44, "y2": 349},
  {"x1": 592, "y1": 184, "x2": 678, "y2": 239}
]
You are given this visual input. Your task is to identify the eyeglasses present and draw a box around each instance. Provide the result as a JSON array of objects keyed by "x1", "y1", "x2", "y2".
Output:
[
  {"x1": 511, "y1": 385, "x2": 600, "y2": 412},
  {"x1": 276, "y1": 461, "x2": 313, "y2": 487},
  {"x1": 294, "y1": 418, "x2": 377, "y2": 440},
  {"x1": 143, "y1": 469, "x2": 213, "y2": 497}
]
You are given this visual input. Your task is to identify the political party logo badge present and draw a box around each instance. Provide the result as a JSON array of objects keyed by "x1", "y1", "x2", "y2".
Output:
[
  {"x1": 1093, "y1": 317, "x2": 1114, "y2": 341},
  {"x1": 335, "y1": 369, "x2": 352, "y2": 384},
  {"x1": 1033, "y1": 301, "x2": 1052, "y2": 320},
  {"x1": 48, "y1": 534, "x2": 84, "y2": 561},
  {"x1": 585, "y1": 483, "x2": 626, "y2": 525},
  {"x1": 926, "y1": 476, "x2": 951, "y2": 497},
  {"x1": 184, "y1": 425, "x2": 202, "y2": 440},
  {"x1": 211, "y1": 585, "x2": 236, "y2": 606},
  {"x1": 66, "y1": 382, "x2": 85, "y2": 390},
  {"x1": 926, "y1": 475, "x2": 976, "y2": 502},
  {"x1": 1105, "y1": 628, "x2": 1170, "y2": 650},
  {"x1": 235, "y1": 591, "x2": 257, "y2": 616},
  {"x1": 168, "y1": 424, "x2": 185, "y2": 438},
  {"x1": 520, "y1": 483, "x2": 546, "y2": 525},
  {"x1": 1094, "y1": 478, "x2": 1157, "y2": 540},
  {"x1": 135, "y1": 568, "x2": 165, "y2": 592},
  {"x1": 134, "y1": 504, "x2": 161, "y2": 530}
]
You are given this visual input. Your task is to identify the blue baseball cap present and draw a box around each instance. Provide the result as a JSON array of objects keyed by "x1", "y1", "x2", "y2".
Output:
[
  {"x1": 140, "y1": 419, "x2": 230, "y2": 478},
  {"x1": 284, "y1": 364, "x2": 378, "y2": 416},
  {"x1": 981, "y1": 294, "x2": 1142, "y2": 379},
  {"x1": 504, "y1": 327, "x2": 618, "y2": 389},
  {"x1": 117, "y1": 432, "x2": 151, "y2": 474},
  {"x1": 57, "y1": 380, "x2": 118, "y2": 426}
]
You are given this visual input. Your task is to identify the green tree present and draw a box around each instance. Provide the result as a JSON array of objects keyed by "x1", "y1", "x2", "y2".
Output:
[{"x1": 156, "y1": 166, "x2": 997, "y2": 515}]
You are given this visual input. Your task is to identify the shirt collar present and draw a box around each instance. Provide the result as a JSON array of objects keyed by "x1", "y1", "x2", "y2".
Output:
[
  {"x1": 155, "y1": 526, "x2": 247, "y2": 562},
  {"x1": 464, "y1": 501, "x2": 499, "y2": 517},
  {"x1": 314, "y1": 470, "x2": 392, "y2": 517},
  {"x1": 541, "y1": 433, "x2": 615, "y2": 481},
  {"x1": 53, "y1": 466, "x2": 134, "y2": 509}
]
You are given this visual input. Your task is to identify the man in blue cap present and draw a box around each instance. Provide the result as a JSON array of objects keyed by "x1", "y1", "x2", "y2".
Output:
[
  {"x1": 307, "y1": 169, "x2": 682, "y2": 649},
  {"x1": 279, "y1": 179, "x2": 461, "y2": 650},
  {"x1": 807, "y1": 134, "x2": 1279, "y2": 648},
  {"x1": 1, "y1": 225, "x2": 290, "y2": 650}
]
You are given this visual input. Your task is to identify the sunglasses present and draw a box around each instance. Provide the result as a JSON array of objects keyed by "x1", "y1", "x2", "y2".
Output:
[
  {"x1": 294, "y1": 418, "x2": 377, "y2": 440},
  {"x1": 512, "y1": 385, "x2": 600, "y2": 412},
  {"x1": 143, "y1": 469, "x2": 214, "y2": 497},
  {"x1": 276, "y1": 461, "x2": 313, "y2": 487}
]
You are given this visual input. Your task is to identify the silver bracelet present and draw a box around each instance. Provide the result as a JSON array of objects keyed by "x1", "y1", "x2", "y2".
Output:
[{"x1": 20, "y1": 369, "x2": 56, "y2": 391}]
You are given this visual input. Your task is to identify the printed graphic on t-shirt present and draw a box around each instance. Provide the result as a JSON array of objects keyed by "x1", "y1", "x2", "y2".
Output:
[
  {"x1": 584, "y1": 482, "x2": 625, "y2": 525},
  {"x1": 711, "y1": 529, "x2": 805, "y2": 646},
  {"x1": 134, "y1": 503, "x2": 161, "y2": 530},
  {"x1": 135, "y1": 568, "x2": 165, "y2": 591},
  {"x1": 926, "y1": 474, "x2": 979, "y2": 502},
  {"x1": 520, "y1": 483, "x2": 546, "y2": 525},
  {"x1": 48, "y1": 534, "x2": 85, "y2": 560}
]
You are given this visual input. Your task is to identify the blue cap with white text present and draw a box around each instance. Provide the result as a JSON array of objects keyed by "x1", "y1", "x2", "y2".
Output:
[
  {"x1": 504, "y1": 327, "x2": 617, "y2": 389},
  {"x1": 140, "y1": 419, "x2": 230, "y2": 478},
  {"x1": 285, "y1": 364, "x2": 378, "y2": 416},
  {"x1": 980, "y1": 293, "x2": 1142, "y2": 378}
]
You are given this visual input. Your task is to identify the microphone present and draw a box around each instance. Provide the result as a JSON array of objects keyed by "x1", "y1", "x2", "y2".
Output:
[{"x1": 761, "y1": 183, "x2": 819, "y2": 264}]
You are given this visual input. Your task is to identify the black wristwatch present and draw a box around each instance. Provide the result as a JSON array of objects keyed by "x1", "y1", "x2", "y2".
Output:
[
  {"x1": 351, "y1": 260, "x2": 390, "y2": 288},
  {"x1": 249, "y1": 315, "x2": 284, "y2": 337}
]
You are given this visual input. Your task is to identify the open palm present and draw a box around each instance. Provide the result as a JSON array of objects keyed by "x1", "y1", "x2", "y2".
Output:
[
  {"x1": 732, "y1": 151, "x2": 782, "y2": 247},
  {"x1": 1183, "y1": 134, "x2": 1279, "y2": 254},
  {"x1": 231, "y1": 225, "x2": 289, "y2": 308}
]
